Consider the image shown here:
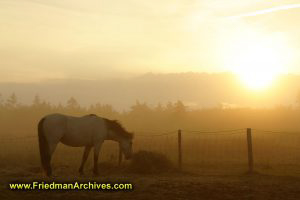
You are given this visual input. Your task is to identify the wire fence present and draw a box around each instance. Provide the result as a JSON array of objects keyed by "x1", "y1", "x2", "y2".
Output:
[
  {"x1": 1, "y1": 128, "x2": 300, "y2": 176},
  {"x1": 251, "y1": 129, "x2": 300, "y2": 176}
]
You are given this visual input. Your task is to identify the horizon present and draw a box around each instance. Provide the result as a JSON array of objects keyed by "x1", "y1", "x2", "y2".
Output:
[{"x1": 0, "y1": 72, "x2": 300, "y2": 110}]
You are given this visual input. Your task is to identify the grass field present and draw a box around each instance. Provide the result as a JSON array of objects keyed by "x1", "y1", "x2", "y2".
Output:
[
  {"x1": 1, "y1": 130, "x2": 300, "y2": 199},
  {"x1": 1, "y1": 164, "x2": 300, "y2": 200}
]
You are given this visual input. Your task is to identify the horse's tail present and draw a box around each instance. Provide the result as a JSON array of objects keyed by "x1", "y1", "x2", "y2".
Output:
[{"x1": 38, "y1": 117, "x2": 51, "y2": 176}]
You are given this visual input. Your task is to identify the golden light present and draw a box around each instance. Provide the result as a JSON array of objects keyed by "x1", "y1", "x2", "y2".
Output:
[
  {"x1": 232, "y1": 43, "x2": 284, "y2": 90},
  {"x1": 223, "y1": 30, "x2": 290, "y2": 90}
]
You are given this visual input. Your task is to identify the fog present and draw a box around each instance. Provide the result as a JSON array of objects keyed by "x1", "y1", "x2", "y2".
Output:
[{"x1": 0, "y1": 73, "x2": 299, "y2": 111}]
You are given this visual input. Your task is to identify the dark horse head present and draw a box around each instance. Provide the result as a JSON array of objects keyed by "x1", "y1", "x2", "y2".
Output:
[{"x1": 104, "y1": 119, "x2": 134, "y2": 159}]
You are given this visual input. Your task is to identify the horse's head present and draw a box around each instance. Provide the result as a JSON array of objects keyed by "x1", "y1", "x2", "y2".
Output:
[
  {"x1": 105, "y1": 119, "x2": 134, "y2": 159},
  {"x1": 119, "y1": 135, "x2": 133, "y2": 159}
]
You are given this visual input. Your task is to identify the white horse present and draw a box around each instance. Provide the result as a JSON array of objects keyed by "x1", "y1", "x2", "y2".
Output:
[{"x1": 37, "y1": 113, "x2": 133, "y2": 176}]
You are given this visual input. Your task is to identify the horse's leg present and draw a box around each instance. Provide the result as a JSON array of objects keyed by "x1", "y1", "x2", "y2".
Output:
[
  {"x1": 46, "y1": 142, "x2": 58, "y2": 177},
  {"x1": 79, "y1": 146, "x2": 92, "y2": 175},
  {"x1": 93, "y1": 142, "x2": 103, "y2": 175}
]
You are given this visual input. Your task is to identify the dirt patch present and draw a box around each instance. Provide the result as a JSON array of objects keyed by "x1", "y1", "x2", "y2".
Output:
[{"x1": 1, "y1": 171, "x2": 300, "y2": 200}]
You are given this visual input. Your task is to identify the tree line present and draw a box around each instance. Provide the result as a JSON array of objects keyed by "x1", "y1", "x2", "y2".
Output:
[{"x1": 0, "y1": 93, "x2": 300, "y2": 137}]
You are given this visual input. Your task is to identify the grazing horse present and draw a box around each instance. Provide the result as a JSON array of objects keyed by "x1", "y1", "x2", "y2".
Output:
[{"x1": 37, "y1": 113, "x2": 133, "y2": 176}]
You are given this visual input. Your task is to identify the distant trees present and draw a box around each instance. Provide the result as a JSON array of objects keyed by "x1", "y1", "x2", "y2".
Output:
[
  {"x1": 129, "y1": 100, "x2": 186, "y2": 116},
  {"x1": 5, "y1": 93, "x2": 18, "y2": 109},
  {"x1": 174, "y1": 100, "x2": 186, "y2": 114},
  {"x1": 0, "y1": 93, "x2": 189, "y2": 118},
  {"x1": 32, "y1": 95, "x2": 52, "y2": 113},
  {"x1": 155, "y1": 103, "x2": 163, "y2": 113},
  {"x1": 88, "y1": 103, "x2": 118, "y2": 118},
  {"x1": 33, "y1": 95, "x2": 42, "y2": 106},
  {"x1": 1, "y1": 92, "x2": 300, "y2": 137},
  {"x1": 130, "y1": 101, "x2": 152, "y2": 116},
  {"x1": 296, "y1": 91, "x2": 300, "y2": 107},
  {"x1": 67, "y1": 97, "x2": 80, "y2": 110}
]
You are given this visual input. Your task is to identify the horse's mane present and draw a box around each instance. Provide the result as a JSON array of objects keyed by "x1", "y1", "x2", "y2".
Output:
[
  {"x1": 103, "y1": 117, "x2": 133, "y2": 139},
  {"x1": 86, "y1": 114, "x2": 133, "y2": 139}
]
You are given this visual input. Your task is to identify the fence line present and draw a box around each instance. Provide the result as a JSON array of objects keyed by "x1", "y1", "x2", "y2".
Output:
[
  {"x1": 2, "y1": 127, "x2": 300, "y2": 175},
  {"x1": 183, "y1": 131, "x2": 245, "y2": 136},
  {"x1": 252, "y1": 129, "x2": 300, "y2": 134},
  {"x1": 136, "y1": 130, "x2": 177, "y2": 137},
  {"x1": 183, "y1": 128, "x2": 245, "y2": 133},
  {"x1": 2, "y1": 128, "x2": 300, "y2": 141}
]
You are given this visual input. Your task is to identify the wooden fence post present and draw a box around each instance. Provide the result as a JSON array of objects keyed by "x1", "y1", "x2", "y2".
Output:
[
  {"x1": 178, "y1": 129, "x2": 182, "y2": 170},
  {"x1": 247, "y1": 128, "x2": 254, "y2": 173},
  {"x1": 118, "y1": 145, "x2": 123, "y2": 166}
]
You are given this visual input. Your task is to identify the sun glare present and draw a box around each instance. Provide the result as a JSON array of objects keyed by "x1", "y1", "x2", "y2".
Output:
[
  {"x1": 223, "y1": 30, "x2": 290, "y2": 90},
  {"x1": 233, "y1": 44, "x2": 284, "y2": 90}
]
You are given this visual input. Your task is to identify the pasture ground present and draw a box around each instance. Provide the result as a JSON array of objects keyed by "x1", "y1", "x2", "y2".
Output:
[{"x1": 1, "y1": 164, "x2": 300, "y2": 200}]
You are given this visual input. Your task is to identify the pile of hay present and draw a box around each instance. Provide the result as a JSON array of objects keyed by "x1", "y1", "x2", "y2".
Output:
[{"x1": 128, "y1": 150, "x2": 174, "y2": 174}]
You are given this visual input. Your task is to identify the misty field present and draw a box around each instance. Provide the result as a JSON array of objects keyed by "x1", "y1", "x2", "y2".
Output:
[
  {"x1": 1, "y1": 101, "x2": 300, "y2": 199},
  {"x1": 1, "y1": 129, "x2": 300, "y2": 199},
  {"x1": 1, "y1": 129, "x2": 300, "y2": 176}
]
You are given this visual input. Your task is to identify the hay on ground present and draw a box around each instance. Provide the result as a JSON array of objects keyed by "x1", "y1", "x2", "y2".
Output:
[{"x1": 128, "y1": 151, "x2": 174, "y2": 174}]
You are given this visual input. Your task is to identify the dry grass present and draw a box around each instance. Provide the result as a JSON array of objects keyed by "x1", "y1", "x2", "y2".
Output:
[
  {"x1": 128, "y1": 151, "x2": 174, "y2": 174},
  {"x1": 1, "y1": 139, "x2": 300, "y2": 200},
  {"x1": 1, "y1": 166, "x2": 300, "y2": 200}
]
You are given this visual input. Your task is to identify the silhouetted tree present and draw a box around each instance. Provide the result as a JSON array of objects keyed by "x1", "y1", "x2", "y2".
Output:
[
  {"x1": 166, "y1": 101, "x2": 174, "y2": 113},
  {"x1": 66, "y1": 97, "x2": 80, "y2": 110},
  {"x1": 174, "y1": 100, "x2": 186, "y2": 114},
  {"x1": 31, "y1": 95, "x2": 53, "y2": 114},
  {"x1": 89, "y1": 103, "x2": 118, "y2": 118},
  {"x1": 130, "y1": 101, "x2": 152, "y2": 116},
  {"x1": 5, "y1": 93, "x2": 18, "y2": 109},
  {"x1": 55, "y1": 102, "x2": 64, "y2": 111},
  {"x1": 155, "y1": 103, "x2": 164, "y2": 113},
  {"x1": 33, "y1": 95, "x2": 41, "y2": 106}
]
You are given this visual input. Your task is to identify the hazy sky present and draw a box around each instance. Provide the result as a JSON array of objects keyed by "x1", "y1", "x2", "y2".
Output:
[{"x1": 1, "y1": 0, "x2": 300, "y2": 82}]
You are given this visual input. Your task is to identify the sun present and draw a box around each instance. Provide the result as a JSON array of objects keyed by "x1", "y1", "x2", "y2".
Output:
[
  {"x1": 232, "y1": 43, "x2": 283, "y2": 90},
  {"x1": 222, "y1": 30, "x2": 290, "y2": 90}
]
